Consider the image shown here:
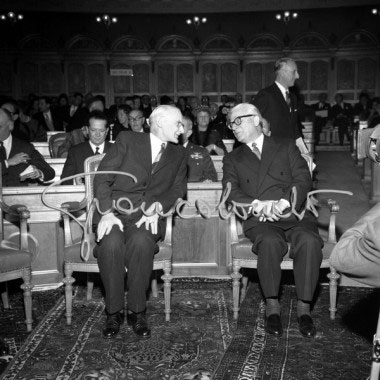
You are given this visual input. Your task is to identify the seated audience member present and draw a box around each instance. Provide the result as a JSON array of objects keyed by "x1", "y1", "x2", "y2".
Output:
[
  {"x1": 125, "y1": 96, "x2": 135, "y2": 109},
  {"x1": 129, "y1": 109, "x2": 148, "y2": 133},
  {"x1": 0, "y1": 109, "x2": 55, "y2": 186},
  {"x1": 150, "y1": 95, "x2": 158, "y2": 112},
  {"x1": 218, "y1": 94, "x2": 229, "y2": 114},
  {"x1": 56, "y1": 93, "x2": 70, "y2": 128},
  {"x1": 66, "y1": 92, "x2": 87, "y2": 132},
  {"x1": 353, "y1": 92, "x2": 372, "y2": 121},
  {"x1": 368, "y1": 97, "x2": 380, "y2": 129},
  {"x1": 181, "y1": 116, "x2": 217, "y2": 182},
  {"x1": 160, "y1": 95, "x2": 174, "y2": 106},
  {"x1": 329, "y1": 93, "x2": 353, "y2": 145},
  {"x1": 176, "y1": 96, "x2": 191, "y2": 117},
  {"x1": 330, "y1": 203, "x2": 380, "y2": 287},
  {"x1": 223, "y1": 103, "x2": 322, "y2": 338},
  {"x1": 209, "y1": 102, "x2": 233, "y2": 140},
  {"x1": 311, "y1": 93, "x2": 331, "y2": 145},
  {"x1": 112, "y1": 105, "x2": 131, "y2": 140},
  {"x1": 190, "y1": 108, "x2": 227, "y2": 156},
  {"x1": 201, "y1": 95, "x2": 210, "y2": 107},
  {"x1": 61, "y1": 111, "x2": 112, "y2": 184},
  {"x1": 33, "y1": 96, "x2": 64, "y2": 132},
  {"x1": 132, "y1": 95, "x2": 142, "y2": 111},
  {"x1": 141, "y1": 95, "x2": 152, "y2": 119},
  {"x1": 93, "y1": 105, "x2": 187, "y2": 339},
  {"x1": 235, "y1": 93, "x2": 243, "y2": 105},
  {"x1": 1, "y1": 101, "x2": 47, "y2": 142}
]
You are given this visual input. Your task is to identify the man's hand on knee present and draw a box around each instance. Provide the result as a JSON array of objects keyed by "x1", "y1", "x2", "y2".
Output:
[
  {"x1": 97, "y1": 213, "x2": 124, "y2": 242},
  {"x1": 135, "y1": 202, "x2": 162, "y2": 235}
]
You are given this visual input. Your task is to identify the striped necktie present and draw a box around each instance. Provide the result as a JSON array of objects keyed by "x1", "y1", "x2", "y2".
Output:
[
  {"x1": 151, "y1": 143, "x2": 166, "y2": 174},
  {"x1": 251, "y1": 142, "x2": 261, "y2": 160},
  {"x1": 285, "y1": 91, "x2": 291, "y2": 108}
]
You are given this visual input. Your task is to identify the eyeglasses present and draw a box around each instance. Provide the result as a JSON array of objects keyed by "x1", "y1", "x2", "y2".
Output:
[
  {"x1": 128, "y1": 116, "x2": 144, "y2": 122},
  {"x1": 227, "y1": 114, "x2": 257, "y2": 130}
]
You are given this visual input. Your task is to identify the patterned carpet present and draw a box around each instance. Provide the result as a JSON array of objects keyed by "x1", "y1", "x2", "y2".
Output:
[
  {"x1": 0, "y1": 279, "x2": 235, "y2": 380},
  {"x1": 213, "y1": 283, "x2": 379, "y2": 380},
  {"x1": 0, "y1": 280, "x2": 378, "y2": 380}
]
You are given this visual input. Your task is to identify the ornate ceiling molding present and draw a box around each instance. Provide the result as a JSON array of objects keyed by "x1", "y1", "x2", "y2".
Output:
[{"x1": 0, "y1": 0, "x2": 378, "y2": 14}]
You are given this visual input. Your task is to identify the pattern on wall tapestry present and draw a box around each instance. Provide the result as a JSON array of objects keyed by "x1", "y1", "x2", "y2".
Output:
[
  {"x1": 245, "y1": 63, "x2": 262, "y2": 92},
  {"x1": 310, "y1": 60, "x2": 328, "y2": 91},
  {"x1": 88, "y1": 64, "x2": 105, "y2": 93},
  {"x1": 221, "y1": 63, "x2": 237, "y2": 93},
  {"x1": 177, "y1": 64, "x2": 193, "y2": 93},
  {"x1": 202, "y1": 63, "x2": 217, "y2": 92},
  {"x1": 40, "y1": 63, "x2": 62, "y2": 94},
  {"x1": 158, "y1": 64, "x2": 173, "y2": 94},
  {"x1": 357, "y1": 58, "x2": 376, "y2": 92},
  {"x1": 337, "y1": 59, "x2": 355, "y2": 90},
  {"x1": 132, "y1": 64, "x2": 149, "y2": 94},
  {"x1": 68, "y1": 63, "x2": 86, "y2": 94},
  {"x1": 112, "y1": 63, "x2": 131, "y2": 94}
]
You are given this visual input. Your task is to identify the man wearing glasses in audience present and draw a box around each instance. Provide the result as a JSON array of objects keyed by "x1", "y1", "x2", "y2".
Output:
[
  {"x1": 128, "y1": 109, "x2": 149, "y2": 133},
  {"x1": 222, "y1": 103, "x2": 322, "y2": 339},
  {"x1": 94, "y1": 105, "x2": 187, "y2": 340}
]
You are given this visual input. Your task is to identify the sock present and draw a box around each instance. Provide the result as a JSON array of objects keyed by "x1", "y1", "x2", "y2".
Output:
[
  {"x1": 266, "y1": 297, "x2": 280, "y2": 317},
  {"x1": 297, "y1": 300, "x2": 311, "y2": 318}
]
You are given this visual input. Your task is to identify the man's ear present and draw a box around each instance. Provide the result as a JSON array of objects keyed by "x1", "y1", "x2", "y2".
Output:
[{"x1": 186, "y1": 129, "x2": 193, "y2": 138}]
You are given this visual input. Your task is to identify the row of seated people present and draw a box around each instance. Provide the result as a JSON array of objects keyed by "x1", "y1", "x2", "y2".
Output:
[{"x1": 0, "y1": 108, "x2": 219, "y2": 187}]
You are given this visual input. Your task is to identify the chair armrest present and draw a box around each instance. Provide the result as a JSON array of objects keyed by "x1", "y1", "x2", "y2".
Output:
[
  {"x1": 0, "y1": 200, "x2": 31, "y2": 251},
  {"x1": 313, "y1": 197, "x2": 339, "y2": 244},
  {"x1": 162, "y1": 214, "x2": 173, "y2": 246},
  {"x1": 230, "y1": 213, "x2": 240, "y2": 244},
  {"x1": 61, "y1": 199, "x2": 87, "y2": 247}
]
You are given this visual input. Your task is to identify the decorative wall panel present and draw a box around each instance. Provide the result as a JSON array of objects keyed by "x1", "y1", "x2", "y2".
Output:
[
  {"x1": 337, "y1": 59, "x2": 355, "y2": 90},
  {"x1": 158, "y1": 63, "x2": 174, "y2": 94},
  {"x1": 0, "y1": 62, "x2": 12, "y2": 94},
  {"x1": 264, "y1": 62, "x2": 275, "y2": 87},
  {"x1": 112, "y1": 63, "x2": 131, "y2": 94},
  {"x1": 67, "y1": 63, "x2": 86, "y2": 94},
  {"x1": 245, "y1": 63, "x2": 262, "y2": 92},
  {"x1": 133, "y1": 64, "x2": 150, "y2": 93},
  {"x1": 310, "y1": 60, "x2": 328, "y2": 91},
  {"x1": 221, "y1": 63, "x2": 237, "y2": 93},
  {"x1": 177, "y1": 64, "x2": 193, "y2": 93},
  {"x1": 87, "y1": 63, "x2": 105, "y2": 93},
  {"x1": 357, "y1": 58, "x2": 376, "y2": 91},
  {"x1": 296, "y1": 60, "x2": 308, "y2": 92},
  {"x1": 21, "y1": 62, "x2": 39, "y2": 95},
  {"x1": 202, "y1": 63, "x2": 217, "y2": 92},
  {"x1": 40, "y1": 63, "x2": 62, "y2": 94}
]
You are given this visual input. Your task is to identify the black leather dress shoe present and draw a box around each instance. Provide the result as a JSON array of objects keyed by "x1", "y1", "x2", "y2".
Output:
[
  {"x1": 265, "y1": 314, "x2": 283, "y2": 336},
  {"x1": 102, "y1": 312, "x2": 124, "y2": 339},
  {"x1": 127, "y1": 311, "x2": 151, "y2": 339},
  {"x1": 298, "y1": 314, "x2": 316, "y2": 338}
]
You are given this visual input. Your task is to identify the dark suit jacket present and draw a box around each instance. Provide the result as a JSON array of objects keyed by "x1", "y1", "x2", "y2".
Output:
[
  {"x1": 33, "y1": 110, "x2": 64, "y2": 132},
  {"x1": 61, "y1": 140, "x2": 113, "y2": 183},
  {"x1": 189, "y1": 127, "x2": 228, "y2": 155},
  {"x1": 253, "y1": 83, "x2": 301, "y2": 140},
  {"x1": 94, "y1": 131, "x2": 187, "y2": 217},
  {"x1": 185, "y1": 142, "x2": 217, "y2": 182},
  {"x1": 1, "y1": 137, "x2": 55, "y2": 187},
  {"x1": 222, "y1": 135, "x2": 312, "y2": 233},
  {"x1": 66, "y1": 107, "x2": 89, "y2": 132}
]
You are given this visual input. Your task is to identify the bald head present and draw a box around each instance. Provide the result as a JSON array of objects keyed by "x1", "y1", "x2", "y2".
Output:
[
  {"x1": 149, "y1": 105, "x2": 184, "y2": 143},
  {"x1": 0, "y1": 108, "x2": 14, "y2": 140}
]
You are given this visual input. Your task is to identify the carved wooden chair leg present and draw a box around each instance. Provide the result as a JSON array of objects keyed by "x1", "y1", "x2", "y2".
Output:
[
  {"x1": 151, "y1": 271, "x2": 158, "y2": 298},
  {"x1": 86, "y1": 273, "x2": 94, "y2": 301},
  {"x1": 231, "y1": 262, "x2": 242, "y2": 320},
  {"x1": 1, "y1": 282, "x2": 9, "y2": 309},
  {"x1": 21, "y1": 268, "x2": 33, "y2": 332},
  {"x1": 327, "y1": 265, "x2": 340, "y2": 320},
  {"x1": 63, "y1": 263, "x2": 75, "y2": 325},
  {"x1": 241, "y1": 275, "x2": 249, "y2": 303},
  {"x1": 161, "y1": 261, "x2": 173, "y2": 322}
]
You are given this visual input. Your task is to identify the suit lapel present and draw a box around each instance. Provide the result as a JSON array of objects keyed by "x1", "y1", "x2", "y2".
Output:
[
  {"x1": 272, "y1": 83, "x2": 292, "y2": 119},
  {"x1": 257, "y1": 136, "x2": 280, "y2": 189},
  {"x1": 152, "y1": 142, "x2": 173, "y2": 175}
]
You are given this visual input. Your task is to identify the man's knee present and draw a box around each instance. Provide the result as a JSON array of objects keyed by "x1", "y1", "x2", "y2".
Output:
[{"x1": 96, "y1": 226, "x2": 125, "y2": 256}]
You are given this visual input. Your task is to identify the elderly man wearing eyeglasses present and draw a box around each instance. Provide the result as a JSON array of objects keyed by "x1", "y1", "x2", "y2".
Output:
[{"x1": 222, "y1": 102, "x2": 323, "y2": 339}]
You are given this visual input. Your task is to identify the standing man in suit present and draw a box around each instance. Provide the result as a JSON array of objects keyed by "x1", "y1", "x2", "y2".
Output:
[
  {"x1": 222, "y1": 103, "x2": 323, "y2": 338},
  {"x1": 0, "y1": 109, "x2": 55, "y2": 186},
  {"x1": 311, "y1": 93, "x2": 331, "y2": 145},
  {"x1": 253, "y1": 58, "x2": 309, "y2": 155},
  {"x1": 94, "y1": 105, "x2": 187, "y2": 339},
  {"x1": 181, "y1": 116, "x2": 217, "y2": 182},
  {"x1": 61, "y1": 111, "x2": 113, "y2": 184},
  {"x1": 33, "y1": 96, "x2": 64, "y2": 132}
]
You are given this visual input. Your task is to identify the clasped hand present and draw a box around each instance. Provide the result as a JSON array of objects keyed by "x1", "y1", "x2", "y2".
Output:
[
  {"x1": 97, "y1": 202, "x2": 161, "y2": 242},
  {"x1": 251, "y1": 199, "x2": 289, "y2": 222}
]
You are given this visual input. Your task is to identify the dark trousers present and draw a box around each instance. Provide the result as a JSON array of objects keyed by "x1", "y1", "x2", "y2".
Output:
[
  {"x1": 245, "y1": 215, "x2": 323, "y2": 301},
  {"x1": 95, "y1": 216, "x2": 162, "y2": 314}
]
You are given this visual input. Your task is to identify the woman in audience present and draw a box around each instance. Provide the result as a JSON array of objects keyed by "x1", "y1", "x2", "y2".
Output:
[
  {"x1": 190, "y1": 108, "x2": 227, "y2": 156},
  {"x1": 112, "y1": 104, "x2": 132, "y2": 139}
]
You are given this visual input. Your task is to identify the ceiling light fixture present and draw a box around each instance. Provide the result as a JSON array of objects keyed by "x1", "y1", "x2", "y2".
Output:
[
  {"x1": 186, "y1": 16, "x2": 207, "y2": 29},
  {"x1": 371, "y1": 8, "x2": 379, "y2": 15},
  {"x1": 96, "y1": 14, "x2": 118, "y2": 28},
  {"x1": 0, "y1": 11, "x2": 24, "y2": 23},
  {"x1": 275, "y1": 11, "x2": 298, "y2": 24}
]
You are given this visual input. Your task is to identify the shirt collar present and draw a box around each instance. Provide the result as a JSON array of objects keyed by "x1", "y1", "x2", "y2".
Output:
[
  {"x1": 275, "y1": 81, "x2": 288, "y2": 100},
  {"x1": 246, "y1": 133, "x2": 264, "y2": 153},
  {"x1": 3, "y1": 133, "x2": 12, "y2": 158},
  {"x1": 89, "y1": 141, "x2": 105, "y2": 154}
]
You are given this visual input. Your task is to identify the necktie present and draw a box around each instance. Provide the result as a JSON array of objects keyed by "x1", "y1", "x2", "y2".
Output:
[
  {"x1": 95, "y1": 147, "x2": 100, "y2": 155},
  {"x1": 285, "y1": 91, "x2": 291, "y2": 108},
  {"x1": 251, "y1": 142, "x2": 261, "y2": 160},
  {"x1": 0, "y1": 141, "x2": 7, "y2": 162},
  {"x1": 151, "y1": 143, "x2": 166, "y2": 174}
]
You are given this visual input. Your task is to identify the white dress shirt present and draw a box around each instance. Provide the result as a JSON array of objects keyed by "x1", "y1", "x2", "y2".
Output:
[
  {"x1": 150, "y1": 133, "x2": 166, "y2": 164},
  {"x1": 2, "y1": 133, "x2": 12, "y2": 159},
  {"x1": 89, "y1": 141, "x2": 105, "y2": 154},
  {"x1": 245, "y1": 133, "x2": 264, "y2": 154}
]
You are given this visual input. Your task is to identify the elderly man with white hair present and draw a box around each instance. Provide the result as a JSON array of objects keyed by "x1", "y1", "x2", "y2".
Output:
[
  {"x1": 93, "y1": 105, "x2": 187, "y2": 340},
  {"x1": 223, "y1": 103, "x2": 323, "y2": 338}
]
